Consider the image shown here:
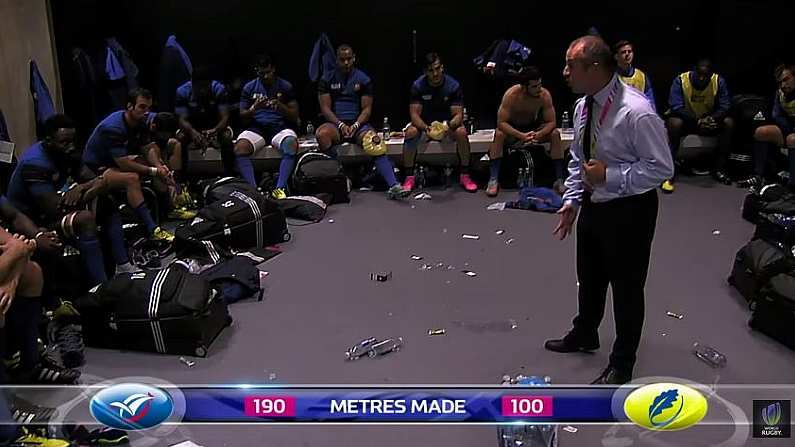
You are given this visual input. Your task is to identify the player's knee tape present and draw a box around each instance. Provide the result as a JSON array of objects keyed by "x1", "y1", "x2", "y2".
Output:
[
  {"x1": 59, "y1": 211, "x2": 79, "y2": 239},
  {"x1": 280, "y1": 136, "x2": 298, "y2": 156}
]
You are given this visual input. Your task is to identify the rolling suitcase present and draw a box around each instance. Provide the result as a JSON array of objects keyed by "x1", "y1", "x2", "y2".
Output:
[
  {"x1": 750, "y1": 273, "x2": 795, "y2": 351},
  {"x1": 728, "y1": 239, "x2": 795, "y2": 304},
  {"x1": 175, "y1": 188, "x2": 290, "y2": 255},
  {"x1": 76, "y1": 263, "x2": 232, "y2": 357}
]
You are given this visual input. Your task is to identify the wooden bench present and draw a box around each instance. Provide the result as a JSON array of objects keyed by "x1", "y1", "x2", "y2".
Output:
[{"x1": 186, "y1": 129, "x2": 574, "y2": 176}]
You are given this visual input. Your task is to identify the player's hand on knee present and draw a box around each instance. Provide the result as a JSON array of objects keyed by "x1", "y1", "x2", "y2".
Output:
[
  {"x1": 0, "y1": 282, "x2": 17, "y2": 315},
  {"x1": 35, "y1": 231, "x2": 61, "y2": 253},
  {"x1": 155, "y1": 165, "x2": 171, "y2": 179},
  {"x1": 1, "y1": 234, "x2": 30, "y2": 257},
  {"x1": 61, "y1": 185, "x2": 85, "y2": 208}
]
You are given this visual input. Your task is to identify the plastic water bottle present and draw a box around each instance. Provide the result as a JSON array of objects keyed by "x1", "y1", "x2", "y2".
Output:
[
  {"x1": 382, "y1": 117, "x2": 391, "y2": 141},
  {"x1": 498, "y1": 374, "x2": 558, "y2": 447},
  {"x1": 306, "y1": 123, "x2": 316, "y2": 143},
  {"x1": 561, "y1": 111, "x2": 571, "y2": 130},
  {"x1": 692, "y1": 342, "x2": 727, "y2": 368},
  {"x1": 416, "y1": 165, "x2": 426, "y2": 190}
]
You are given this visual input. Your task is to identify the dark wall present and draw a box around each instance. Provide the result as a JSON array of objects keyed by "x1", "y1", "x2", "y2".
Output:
[{"x1": 51, "y1": 0, "x2": 795, "y2": 130}]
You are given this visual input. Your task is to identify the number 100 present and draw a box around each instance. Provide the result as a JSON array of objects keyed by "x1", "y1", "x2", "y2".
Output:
[{"x1": 510, "y1": 398, "x2": 545, "y2": 415}]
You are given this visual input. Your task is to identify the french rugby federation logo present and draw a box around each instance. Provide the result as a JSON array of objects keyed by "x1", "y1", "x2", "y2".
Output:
[{"x1": 90, "y1": 384, "x2": 173, "y2": 430}]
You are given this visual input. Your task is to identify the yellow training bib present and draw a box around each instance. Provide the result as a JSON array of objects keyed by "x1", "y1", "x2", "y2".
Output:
[
  {"x1": 680, "y1": 72, "x2": 719, "y2": 119},
  {"x1": 779, "y1": 90, "x2": 795, "y2": 119},
  {"x1": 620, "y1": 68, "x2": 647, "y2": 94}
]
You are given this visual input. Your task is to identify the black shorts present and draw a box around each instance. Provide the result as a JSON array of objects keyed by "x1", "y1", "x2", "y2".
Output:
[{"x1": 665, "y1": 113, "x2": 727, "y2": 136}]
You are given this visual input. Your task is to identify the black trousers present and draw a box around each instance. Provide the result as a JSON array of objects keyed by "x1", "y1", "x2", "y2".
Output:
[{"x1": 572, "y1": 189, "x2": 659, "y2": 372}]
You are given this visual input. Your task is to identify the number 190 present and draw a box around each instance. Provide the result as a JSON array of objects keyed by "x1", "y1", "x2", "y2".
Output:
[{"x1": 253, "y1": 398, "x2": 287, "y2": 414}]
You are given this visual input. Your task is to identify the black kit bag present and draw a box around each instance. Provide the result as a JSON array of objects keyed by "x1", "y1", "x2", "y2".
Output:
[
  {"x1": 291, "y1": 152, "x2": 350, "y2": 204},
  {"x1": 200, "y1": 176, "x2": 260, "y2": 206},
  {"x1": 175, "y1": 188, "x2": 290, "y2": 256},
  {"x1": 742, "y1": 184, "x2": 795, "y2": 224},
  {"x1": 277, "y1": 194, "x2": 329, "y2": 222},
  {"x1": 754, "y1": 212, "x2": 795, "y2": 247},
  {"x1": 728, "y1": 238, "x2": 795, "y2": 304},
  {"x1": 75, "y1": 263, "x2": 231, "y2": 357},
  {"x1": 750, "y1": 273, "x2": 795, "y2": 351}
]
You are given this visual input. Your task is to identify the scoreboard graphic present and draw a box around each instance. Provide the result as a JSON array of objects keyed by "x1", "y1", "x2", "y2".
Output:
[{"x1": 83, "y1": 382, "x2": 711, "y2": 431}]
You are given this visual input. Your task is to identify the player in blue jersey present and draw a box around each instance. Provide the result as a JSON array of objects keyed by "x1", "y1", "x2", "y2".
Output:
[
  {"x1": 315, "y1": 45, "x2": 409, "y2": 199},
  {"x1": 7, "y1": 115, "x2": 138, "y2": 283},
  {"x1": 402, "y1": 53, "x2": 477, "y2": 192},
  {"x1": 82, "y1": 89, "x2": 174, "y2": 242},
  {"x1": 236, "y1": 55, "x2": 300, "y2": 196},
  {"x1": 174, "y1": 66, "x2": 233, "y2": 178}
]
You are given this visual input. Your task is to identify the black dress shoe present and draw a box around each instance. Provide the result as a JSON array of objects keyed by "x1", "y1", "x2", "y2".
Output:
[
  {"x1": 590, "y1": 366, "x2": 632, "y2": 385},
  {"x1": 544, "y1": 335, "x2": 599, "y2": 353}
]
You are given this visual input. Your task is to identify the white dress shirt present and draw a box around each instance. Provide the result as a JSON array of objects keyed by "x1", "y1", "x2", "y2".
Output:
[{"x1": 563, "y1": 75, "x2": 674, "y2": 205}]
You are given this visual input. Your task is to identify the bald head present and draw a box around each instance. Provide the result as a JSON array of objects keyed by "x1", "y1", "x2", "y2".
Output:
[
  {"x1": 569, "y1": 35, "x2": 615, "y2": 72},
  {"x1": 564, "y1": 35, "x2": 616, "y2": 95}
]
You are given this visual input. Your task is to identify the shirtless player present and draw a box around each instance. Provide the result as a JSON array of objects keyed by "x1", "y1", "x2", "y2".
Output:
[{"x1": 487, "y1": 66, "x2": 563, "y2": 196}]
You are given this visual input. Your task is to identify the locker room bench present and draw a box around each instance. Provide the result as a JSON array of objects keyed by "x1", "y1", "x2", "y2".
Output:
[{"x1": 186, "y1": 129, "x2": 574, "y2": 176}]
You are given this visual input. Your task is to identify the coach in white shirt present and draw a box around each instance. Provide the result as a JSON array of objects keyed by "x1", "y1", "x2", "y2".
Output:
[{"x1": 546, "y1": 35, "x2": 674, "y2": 385}]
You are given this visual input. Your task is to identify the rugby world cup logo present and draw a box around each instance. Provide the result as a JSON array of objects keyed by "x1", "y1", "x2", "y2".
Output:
[
  {"x1": 762, "y1": 402, "x2": 782, "y2": 426},
  {"x1": 90, "y1": 383, "x2": 173, "y2": 430}
]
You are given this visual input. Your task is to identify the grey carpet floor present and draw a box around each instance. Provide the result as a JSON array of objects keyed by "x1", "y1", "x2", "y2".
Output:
[{"x1": 72, "y1": 177, "x2": 795, "y2": 446}]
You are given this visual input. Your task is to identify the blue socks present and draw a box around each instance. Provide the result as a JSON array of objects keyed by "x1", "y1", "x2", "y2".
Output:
[
  {"x1": 77, "y1": 236, "x2": 108, "y2": 285},
  {"x1": 490, "y1": 158, "x2": 502, "y2": 181},
  {"x1": 134, "y1": 203, "x2": 157, "y2": 234},
  {"x1": 236, "y1": 154, "x2": 257, "y2": 187},
  {"x1": 374, "y1": 155, "x2": 398, "y2": 187},
  {"x1": 276, "y1": 153, "x2": 296, "y2": 189},
  {"x1": 106, "y1": 212, "x2": 130, "y2": 266}
]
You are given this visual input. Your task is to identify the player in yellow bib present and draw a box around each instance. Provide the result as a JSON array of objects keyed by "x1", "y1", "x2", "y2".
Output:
[
  {"x1": 663, "y1": 58, "x2": 734, "y2": 193},
  {"x1": 614, "y1": 40, "x2": 655, "y2": 110},
  {"x1": 738, "y1": 64, "x2": 795, "y2": 189}
]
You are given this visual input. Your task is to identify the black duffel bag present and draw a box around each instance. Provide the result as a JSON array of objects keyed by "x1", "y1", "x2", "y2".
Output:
[
  {"x1": 291, "y1": 152, "x2": 350, "y2": 204},
  {"x1": 75, "y1": 263, "x2": 231, "y2": 357},
  {"x1": 743, "y1": 184, "x2": 795, "y2": 224},
  {"x1": 750, "y1": 273, "x2": 795, "y2": 351},
  {"x1": 200, "y1": 176, "x2": 260, "y2": 206},
  {"x1": 755, "y1": 212, "x2": 795, "y2": 247},
  {"x1": 728, "y1": 238, "x2": 795, "y2": 304},
  {"x1": 175, "y1": 186, "x2": 290, "y2": 256}
]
